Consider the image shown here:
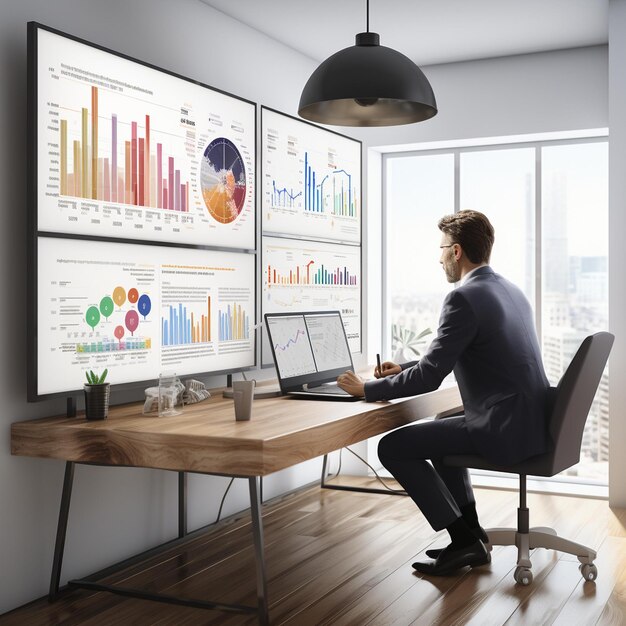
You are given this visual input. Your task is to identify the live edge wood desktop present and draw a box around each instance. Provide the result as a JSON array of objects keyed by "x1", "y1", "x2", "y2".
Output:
[{"x1": 11, "y1": 385, "x2": 462, "y2": 625}]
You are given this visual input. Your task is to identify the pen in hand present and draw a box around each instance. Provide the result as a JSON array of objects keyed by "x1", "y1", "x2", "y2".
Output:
[{"x1": 376, "y1": 353, "x2": 382, "y2": 378}]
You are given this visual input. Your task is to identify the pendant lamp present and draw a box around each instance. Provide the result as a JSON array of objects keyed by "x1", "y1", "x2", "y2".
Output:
[{"x1": 298, "y1": 0, "x2": 437, "y2": 127}]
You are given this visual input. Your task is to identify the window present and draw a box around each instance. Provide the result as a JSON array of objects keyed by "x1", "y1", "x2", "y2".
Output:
[
  {"x1": 382, "y1": 136, "x2": 609, "y2": 485},
  {"x1": 460, "y1": 148, "x2": 535, "y2": 306},
  {"x1": 385, "y1": 153, "x2": 454, "y2": 362},
  {"x1": 541, "y1": 142, "x2": 609, "y2": 481}
]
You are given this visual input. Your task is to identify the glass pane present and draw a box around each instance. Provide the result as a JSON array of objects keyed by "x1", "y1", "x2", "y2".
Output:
[
  {"x1": 542, "y1": 141, "x2": 609, "y2": 483},
  {"x1": 385, "y1": 154, "x2": 454, "y2": 362},
  {"x1": 460, "y1": 148, "x2": 536, "y2": 305}
]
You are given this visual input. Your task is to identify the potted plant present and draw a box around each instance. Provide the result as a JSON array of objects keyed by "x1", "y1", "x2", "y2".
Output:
[
  {"x1": 84, "y1": 369, "x2": 110, "y2": 420},
  {"x1": 391, "y1": 325, "x2": 432, "y2": 362}
]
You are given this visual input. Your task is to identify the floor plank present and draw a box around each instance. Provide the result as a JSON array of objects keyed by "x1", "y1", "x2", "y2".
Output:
[{"x1": 0, "y1": 479, "x2": 624, "y2": 626}]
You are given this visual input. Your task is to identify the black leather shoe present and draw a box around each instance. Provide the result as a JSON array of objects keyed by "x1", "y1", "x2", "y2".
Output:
[
  {"x1": 412, "y1": 539, "x2": 490, "y2": 576},
  {"x1": 425, "y1": 526, "x2": 490, "y2": 559}
]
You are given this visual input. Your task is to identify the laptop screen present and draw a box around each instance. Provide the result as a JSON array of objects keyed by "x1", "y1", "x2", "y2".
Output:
[{"x1": 265, "y1": 311, "x2": 354, "y2": 391}]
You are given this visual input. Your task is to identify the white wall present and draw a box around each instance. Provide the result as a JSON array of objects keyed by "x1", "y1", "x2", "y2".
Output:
[
  {"x1": 608, "y1": 0, "x2": 626, "y2": 508},
  {"x1": 0, "y1": 0, "x2": 619, "y2": 615},
  {"x1": 356, "y1": 45, "x2": 608, "y2": 148},
  {"x1": 0, "y1": 0, "x2": 325, "y2": 614}
]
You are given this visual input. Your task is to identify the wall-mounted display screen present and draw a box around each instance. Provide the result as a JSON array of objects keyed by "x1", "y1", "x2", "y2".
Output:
[
  {"x1": 35, "y1": 26, "x2": 255, "y2": 250},
  {"x1": 28, "y1": 23, "x2": 257, "y2": 400},
  {"x1": 262, "y1": 236, "x2": 361, "y2": 363},
  {"x1": 261, "y1": 107, "x2": 361, "y2": 244},
  {"x1": 36, "y1": 237, "x2": 255, "y2": 397}
]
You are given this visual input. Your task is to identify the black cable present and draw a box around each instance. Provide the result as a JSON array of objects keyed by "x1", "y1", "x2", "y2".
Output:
[
  {"x1": 215, "y1": 477, "x2": 235, "y2": 523},
  {"x1": 366, "y1": 0, "x2": 370, "y2": 32},
  {"x1": 345, "y1": 446, "x2": 407, "y2": 494}
]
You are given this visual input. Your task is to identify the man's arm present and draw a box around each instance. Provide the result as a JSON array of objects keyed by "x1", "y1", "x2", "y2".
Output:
[{"x1": 364, "y1": 290, "x2": 478, "y2": 402}]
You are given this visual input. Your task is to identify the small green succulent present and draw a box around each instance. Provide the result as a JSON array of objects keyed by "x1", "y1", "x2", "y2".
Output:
[{"x1": 85, "y1": 369, "x2": 108, "y2": 385}]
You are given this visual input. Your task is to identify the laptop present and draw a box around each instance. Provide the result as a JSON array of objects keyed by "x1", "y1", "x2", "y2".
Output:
[{"x1": 265, "y1": 311, "x2": 361, "y2": 401}]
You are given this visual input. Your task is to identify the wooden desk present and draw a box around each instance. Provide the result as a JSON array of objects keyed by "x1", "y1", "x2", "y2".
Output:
[{"x1": 11, "y1": 385, "x2": 462, "y2": 624}]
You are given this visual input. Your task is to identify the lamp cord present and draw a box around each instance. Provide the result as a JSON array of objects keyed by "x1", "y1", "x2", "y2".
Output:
[
  {"x1": 215, "y1": 477, "x2": 235, "y2": 523},
  {"x1": 344, "y1": 446, "x2": 407, "y2": 494}
]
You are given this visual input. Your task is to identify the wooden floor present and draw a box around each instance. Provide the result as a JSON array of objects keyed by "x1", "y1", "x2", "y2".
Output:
[{"x1": 2, "y1": 477, "x2": 626, "y2": 626}]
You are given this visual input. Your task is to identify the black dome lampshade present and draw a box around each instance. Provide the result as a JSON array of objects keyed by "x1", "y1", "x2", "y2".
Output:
[{"x1": 298, "y1": 1, "x2": 437, "y2": 127}]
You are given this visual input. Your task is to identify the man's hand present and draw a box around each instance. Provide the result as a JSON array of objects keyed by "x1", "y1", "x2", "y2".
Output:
[
  {"x1": 374, "y1": 361, "x2": 402, "y2": 379},
  {"x1": 336, "y1": 370, "x2": 365, "y2": 397}
]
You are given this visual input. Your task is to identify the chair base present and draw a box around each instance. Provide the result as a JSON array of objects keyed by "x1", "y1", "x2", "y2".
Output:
[{"x1": 484, "y1": 526, "x2": 597, "y2": 585}]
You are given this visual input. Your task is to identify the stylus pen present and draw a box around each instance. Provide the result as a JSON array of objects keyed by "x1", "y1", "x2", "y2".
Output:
[{"x1": 376, "y1": 353, "x2": 382, "y2": 377}]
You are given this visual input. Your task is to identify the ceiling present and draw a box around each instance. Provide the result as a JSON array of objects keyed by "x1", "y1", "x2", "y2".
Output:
[{"x1": 200, "y1": 0, "x2": 607, "y2": 66}]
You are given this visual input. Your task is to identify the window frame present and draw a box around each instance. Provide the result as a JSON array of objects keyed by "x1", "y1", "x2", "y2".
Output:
[{"x1": 380, "y1": 133, "x2": 609, "y2": 490}]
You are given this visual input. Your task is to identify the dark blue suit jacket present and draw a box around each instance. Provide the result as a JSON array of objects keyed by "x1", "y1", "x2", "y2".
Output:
[{"x1": 365, "y1": 266, "x2": 550, "y2": 465}]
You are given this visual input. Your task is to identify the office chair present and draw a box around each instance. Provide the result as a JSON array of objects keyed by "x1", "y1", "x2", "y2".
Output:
[{"x1": 442, "y1": 331, "x2": 614, "y2": 586}]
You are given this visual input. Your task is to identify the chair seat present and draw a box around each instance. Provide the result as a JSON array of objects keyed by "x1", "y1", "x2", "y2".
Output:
[{"x1": 442, "y1": 453, "x2": 560, "y2": 477}]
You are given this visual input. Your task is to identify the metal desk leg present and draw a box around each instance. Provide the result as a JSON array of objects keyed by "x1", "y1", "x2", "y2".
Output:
[
  {"x1": 249, "y1": 477, "x2": 269, "y2": 626},
  {"x1": 321, "y1": 454, "x2": 329, "y2": 486},
  {"x1": 49, "y1": 461, "x2": 75, "y2": 601},
  {"x1": 178, "y1": 471, "x2": 187, "y2": 538}
]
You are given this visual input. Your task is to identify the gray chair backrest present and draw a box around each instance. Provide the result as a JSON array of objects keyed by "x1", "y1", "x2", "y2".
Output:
[{"x1": 547, "y1": 332, "x2": 614, "y2": 475}]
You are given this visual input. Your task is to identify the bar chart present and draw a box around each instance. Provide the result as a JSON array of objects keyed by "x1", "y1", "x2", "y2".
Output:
[
  {"x1": 161, "y1": 297, "x2": 212, "y2": 346},
  {"x1": 303, "y1": 153, "x2": 357, "y2": 217},
  {"x1": 219, "y1": 303, "x2": 250, "y2": 341},
  {"x1": 59, "y1": 86, "x2": 190, "y2": 212},
  {"x1": 266, "y1": 260, "x2": 358, "y2": 286}
]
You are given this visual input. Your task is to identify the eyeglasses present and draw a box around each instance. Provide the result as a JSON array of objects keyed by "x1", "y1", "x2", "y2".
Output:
[{"x1": 439, "y1": 243, "x2": 457, "y2": 249}]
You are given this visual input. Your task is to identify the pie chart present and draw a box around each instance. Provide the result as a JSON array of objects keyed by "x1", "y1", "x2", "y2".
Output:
[{"x1": 200, "y1": 137, "x2": 247, "y2": 224}]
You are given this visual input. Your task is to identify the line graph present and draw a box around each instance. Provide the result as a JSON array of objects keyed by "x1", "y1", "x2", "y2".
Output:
[
  {"x1": 274, "y1": 327, "x2": 306, "y2": 352},
  {"x1": 271, "y1": 180, "x2": 302, "y2": 208},
  {"x1": 267, "y1": 315, "x2": 316, "y2": 378}
]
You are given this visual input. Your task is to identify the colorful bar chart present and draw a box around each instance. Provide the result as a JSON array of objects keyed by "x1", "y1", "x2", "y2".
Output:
[
  {"x1": 219, "y1": 303, "x2": 250, "y2": 341},
  {"x1": 266, "y1": 260, "x2": 315, "y2": 286},
  {"x1": 59, "y1": 86, "x2": 190, "y2": 211},
  {"x1": 303, "y1": 152, "x2": 357, "y2": 216},
  {"x1": 266, "y1": 261, "x2": 357, "y2": 286},
  {"x1": 161, "y1": 297, "x2": 212, "y2": 346},
  {"x1": 76, "y1": 337, "x2": 152, "y2": 352}
]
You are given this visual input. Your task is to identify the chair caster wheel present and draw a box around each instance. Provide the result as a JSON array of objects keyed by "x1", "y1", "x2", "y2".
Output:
[
  {"x1": 514, "y1": 566, "x2": 533, "y2": 585},
  {"x1": 580, "y1": 563, "x2": 598, "y2": 581}
]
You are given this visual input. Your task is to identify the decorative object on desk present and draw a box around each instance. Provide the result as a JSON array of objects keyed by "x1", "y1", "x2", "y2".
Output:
[
  {"x1": 142, "y1": 387, "x2": 160, "y2": 415},
  {"x1": 83, "y1": 369, "x2": 110, "y2": 420},
  {"x1": 158, "y1": 371, "x2": 184, "y2": 417},
  {"x1": 233, "y1": 379, "x2": 255, "y2": 421},
  {"x1": 182, "y1": 379, "x2": 211, "y2": 404},
  {"x1": 143, "y1": 378, "x2": 210, "y2": 415},
  {"x1": 391, "y1": 325, "x2": 432, "y2": 362}
]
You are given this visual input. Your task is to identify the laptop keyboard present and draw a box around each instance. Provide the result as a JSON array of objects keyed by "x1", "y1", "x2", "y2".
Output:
[{"x1": 308, "y1": 386, "x2": 351, "y2": 395}]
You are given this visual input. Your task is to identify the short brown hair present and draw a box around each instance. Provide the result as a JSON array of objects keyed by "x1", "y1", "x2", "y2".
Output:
[{"x1": 438, "y1": 210, "x2": 495, "y2": 264}]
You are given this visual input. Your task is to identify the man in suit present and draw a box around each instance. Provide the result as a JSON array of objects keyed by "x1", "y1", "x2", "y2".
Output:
[{"x1": 337, "y1": 210, "x2": 550, "y2": 575}]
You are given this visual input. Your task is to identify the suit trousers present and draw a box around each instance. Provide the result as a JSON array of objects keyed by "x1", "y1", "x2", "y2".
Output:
[{"x1": 377, "y1": 416, "x2": 478, "y2": 531}]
